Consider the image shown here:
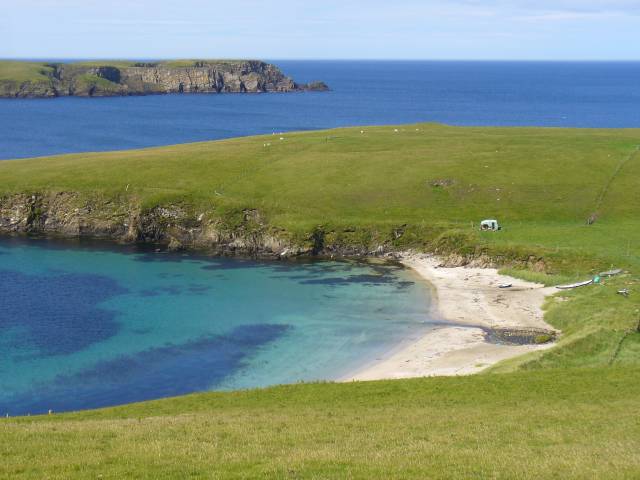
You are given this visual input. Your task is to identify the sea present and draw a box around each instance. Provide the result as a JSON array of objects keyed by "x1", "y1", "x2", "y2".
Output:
[
  {"x1": 1, "y1": 61, "x2": 639, "y2": 414},
  {"x1": 1, "y1": 61, "x2": 640, "y2": 160},
  {"x1": 0, "y1": 237, "x2": 434, "y2": 415}
]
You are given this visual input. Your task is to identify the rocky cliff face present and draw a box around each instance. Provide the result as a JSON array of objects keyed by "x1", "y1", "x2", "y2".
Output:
[
  {"x1": 0, "y1": 193, "x2": 284, "y2": 256},
  {"x1": 1, "y1": 60, "x2": 329, "y2": 98},
  {"x1": 0, "y1": 192, "x2": 556, "y2": 269},
  {"x1": 0, "y1": 193, "x2": 366, "y2": 258}
]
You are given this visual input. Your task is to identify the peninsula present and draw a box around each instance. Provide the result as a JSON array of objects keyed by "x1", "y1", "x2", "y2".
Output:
[{"x1": 0, "y1": 60, "x2": 329, "y2": 98}]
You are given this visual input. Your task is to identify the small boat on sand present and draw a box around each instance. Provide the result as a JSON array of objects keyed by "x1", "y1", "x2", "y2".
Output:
[
  {"x1": 556, "y1": 279, "x2": 593, "y2": 290},
  {"x1": 498, "y1": 283, "x2": 512, "y2": 289},
  {"x1": 600, "y1": 269, "x2": 623, "y2": 277}
]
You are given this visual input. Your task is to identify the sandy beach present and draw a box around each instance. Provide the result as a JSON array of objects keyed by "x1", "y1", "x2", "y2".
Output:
[{"x1": 343, "y1": 253, "x2": 557, "y2": 381}]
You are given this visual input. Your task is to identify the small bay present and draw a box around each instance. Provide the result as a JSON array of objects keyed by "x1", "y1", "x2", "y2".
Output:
[{"x1": 0, "y1": 238, "x2": 434, "y2": 415}]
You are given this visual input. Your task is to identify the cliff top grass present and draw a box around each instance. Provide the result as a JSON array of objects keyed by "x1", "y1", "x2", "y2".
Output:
[
  {"x1": 70, "y1": 59, "x2": 250, "y2": 68},
  {"x1": 0, "y1": 60, "x2": 54, "y2": 83},
  {"x1": 0, "y1": 58, "x2": 260, "y2": 81},
  {"x1": 159, "y1": 59, "x2": 252, "y2": 67},
  {"x1": 1, "y1": 123, "x2": 639, "y2": 273}
]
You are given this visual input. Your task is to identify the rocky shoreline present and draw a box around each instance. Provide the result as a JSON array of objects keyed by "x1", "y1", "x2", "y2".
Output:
[
  {"x1": 0, "y1": 192, "x2": 558, "y2": 270},
  {"x1": 0, "y1": 193, "x2": 378, "y2": 258},
  {"x1": 0, "y1": 60, "x2": 328, "y2": 98}
]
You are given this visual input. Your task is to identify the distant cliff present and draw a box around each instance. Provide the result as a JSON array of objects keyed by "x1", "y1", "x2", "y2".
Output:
[{"x1": 0, "y1": 60, "x2": 329, "y2": 98}]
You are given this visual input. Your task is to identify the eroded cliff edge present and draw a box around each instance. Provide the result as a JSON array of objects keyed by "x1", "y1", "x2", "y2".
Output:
[
  {"x1": 0, "y1": 193, "x2": 364, "y2": 258},
  {"x1": 0, "y1": 192, "x2": 551, "y2": 271},
  {"x1": 0, "y1": 60, "x2": 329, "y2": 98}
]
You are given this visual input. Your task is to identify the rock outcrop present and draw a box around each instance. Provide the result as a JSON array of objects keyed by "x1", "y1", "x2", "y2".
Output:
[
  {"x1": 0, "y1": 192, "x2": 558, "y2": 269},
  {"x1": 0, "y1": 60, "x2": 329, "y2": 98},
  {"x1": 0, "y1": 193, "x2": 343, "y2": 258}
]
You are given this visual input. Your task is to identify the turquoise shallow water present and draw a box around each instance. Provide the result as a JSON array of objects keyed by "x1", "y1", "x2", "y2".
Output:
[{"x1": 0, "y1": 238, "x2": 435, "y2": 415}]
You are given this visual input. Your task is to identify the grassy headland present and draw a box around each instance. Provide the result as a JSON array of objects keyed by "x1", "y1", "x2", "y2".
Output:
[
  {"x1": 0, "y1": 60, "x2": 247, "y2": 83},
  {"x1": 1, "y1": 123, "x2": 638, "y2": 271},
  {"x1": 0, "y1": 59, "x2": 325, "y2": 97},
  {"x1": 1, "y1": 123, "x2": 639, "y2": 478},
  {"x1": 0, "y1": 61, "x2": 55, "y2": 83}
]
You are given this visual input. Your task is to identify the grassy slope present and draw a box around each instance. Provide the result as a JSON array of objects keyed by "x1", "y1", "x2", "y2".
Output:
[
  {"x1": 0, "y1": 61, "x2": 53, "y2": 83},
  {"x1": 2, "y1": 124, "x2": 640, "y2": 478},
  {"x1": 2, "y1": 368, "x2": 640, "y2": 479},
  {"x1": 1, "y1": 123, "x2": 639, "y2": 270},
  {"x1": 0, "y1": 59, "x2": 250, "y2": 80}
]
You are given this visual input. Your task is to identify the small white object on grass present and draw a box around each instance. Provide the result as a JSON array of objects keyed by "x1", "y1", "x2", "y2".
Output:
[
  {"x1": 394, "y1": 128, "x2": 399, "y2": 132},
  {"x1": 280, "y1": 137, "x2": 284, "y2": 141}
]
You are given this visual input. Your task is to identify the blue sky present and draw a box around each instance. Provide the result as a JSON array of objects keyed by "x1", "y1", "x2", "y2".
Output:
[{"x1": 2, "y1": 0, "x2": 640, "y2": 60}]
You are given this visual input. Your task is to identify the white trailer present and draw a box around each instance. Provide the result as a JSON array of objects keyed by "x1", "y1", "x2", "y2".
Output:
[{"x1": 480, "y1": 219, "x2": 501, "y2": 231}]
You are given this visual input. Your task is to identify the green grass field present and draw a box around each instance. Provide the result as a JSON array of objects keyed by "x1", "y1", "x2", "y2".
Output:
[
  {"x1": 1, "y1": 124, "x2": 639, "y2": 478},
  {"x1": 2, "y1": 368, "x2": 640, "y2": 479},
  {"x1": 0, "y1": 59, "x2": 250, "y2": 82},
  {"x1": 2, "y1": 123, "x2": 639, "y2": 270},
  {"x1": 0, "y1": 61, "x2": 54, "y2": 83}
]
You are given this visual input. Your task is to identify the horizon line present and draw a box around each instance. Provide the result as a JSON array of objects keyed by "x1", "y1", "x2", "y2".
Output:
[{"x1": 2, "y1": 57, "x2": 640, "y2": 63}]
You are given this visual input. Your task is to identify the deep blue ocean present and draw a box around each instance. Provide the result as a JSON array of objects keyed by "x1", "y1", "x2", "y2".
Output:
[{"x1": 1, "y1": 61, "x2": 640, "y2": 159}]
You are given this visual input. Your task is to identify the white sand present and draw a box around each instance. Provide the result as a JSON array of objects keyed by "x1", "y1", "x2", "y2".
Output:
[{"x1": 342, "y1": 253, "x2": 557, "y2": 381}]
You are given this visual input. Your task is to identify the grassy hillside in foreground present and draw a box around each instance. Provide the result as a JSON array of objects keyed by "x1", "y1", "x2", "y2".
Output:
[{"x1": 2, "y1": 367, "x2": 640, "y2": 479}]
